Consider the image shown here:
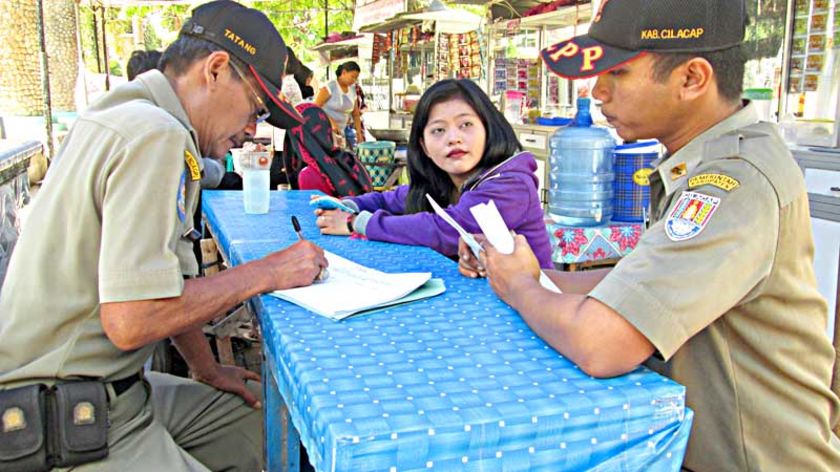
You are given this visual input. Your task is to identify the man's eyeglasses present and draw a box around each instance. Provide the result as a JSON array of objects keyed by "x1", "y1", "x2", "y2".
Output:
[{"x1": 229, "y1": 61, "x2": 271, "y2": 124}]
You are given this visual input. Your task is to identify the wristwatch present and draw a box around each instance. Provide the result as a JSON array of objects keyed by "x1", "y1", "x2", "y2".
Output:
[{"x1": 346, "y1": 214, "x2": 355, "y2": 234}]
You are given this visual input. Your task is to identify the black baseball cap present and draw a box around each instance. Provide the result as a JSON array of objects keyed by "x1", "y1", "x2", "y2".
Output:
[
  {"x1": 541, "y1": 0, "x2": 747, "y2": 79},
  {"x1": 180, "y1": 0, "x2": 304, "y2": 129}
]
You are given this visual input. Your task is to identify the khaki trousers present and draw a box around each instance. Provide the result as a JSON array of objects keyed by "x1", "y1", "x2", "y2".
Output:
[{"x1": 60, "y1": 372, "x2": 263, "y2": 471}]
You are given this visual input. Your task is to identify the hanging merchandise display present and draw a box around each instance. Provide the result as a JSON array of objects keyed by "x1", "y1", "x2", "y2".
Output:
[
  {"x1": 789, "y1": 0, "x2": 833, "y2": 93},
  {"x1": 782, "y1": 0, "x2": 840, "y2": 148},
  {"x1": 436, "y1": 31, "x2": 483, "y2": 80},
  {"x1": 459, "y1": 31, "x2": 483, "y2": 79},
  {"x1": 437, "y1": 33, "x2": 451, "y2": 79},
  {"x1": 488, "y1": 20, "x2": 543, "y2": 109},
  {"x1": 371, "y1": 33, "x2": 388, "y2": 66}
]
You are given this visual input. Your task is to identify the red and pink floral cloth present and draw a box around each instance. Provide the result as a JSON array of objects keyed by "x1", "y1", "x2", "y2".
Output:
[{"x1": 547, "y1": 220, "x2": 643, "y2": 264}]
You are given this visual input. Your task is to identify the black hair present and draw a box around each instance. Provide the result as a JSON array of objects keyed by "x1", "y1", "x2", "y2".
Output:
[
  {"x1": 295, "y1": 65, "x2": 314, "y2": 99},
  {"x1": 300, "y1": 85, "x2": 315, "y2": 100},
  {"x1": 335, "y1": 61, "x2": 361, "y2": 77},
  {"x1": 159, "y1": 35, "x2": 245, "y2": 80},
  {"x1": 650, "y1": 46, "x2": 746, "y2": 103},
  {"x1": 405, "y1": 79, "x2": 522, "y2": 214},
  {"x1": 285, "y1": 48, "x2": 303, "y2": 77},
  {"x1": 126, "y1": 49, "x2": 162, "y2": 81}
]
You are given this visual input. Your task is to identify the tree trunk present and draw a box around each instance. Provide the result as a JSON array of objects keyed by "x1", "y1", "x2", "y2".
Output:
[
  {"x1": 0, "y1": 0, "x2": 78, "y2": 115},
  {"x1": 45, "y1": 0, "x2": 78, "y2": 112},
  {"x1": 0, "y1": 0, "x2": 42, "y2": 115}
]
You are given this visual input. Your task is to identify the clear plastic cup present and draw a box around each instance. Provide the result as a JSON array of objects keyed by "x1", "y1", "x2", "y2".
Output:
[{"x1": 239, "y1": 150, "x2": 272, "y2": 214}]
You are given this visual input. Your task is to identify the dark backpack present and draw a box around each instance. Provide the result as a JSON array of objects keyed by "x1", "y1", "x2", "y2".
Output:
[{"x1": 279, "y1": 103, "x2": 373, "y2": 197}]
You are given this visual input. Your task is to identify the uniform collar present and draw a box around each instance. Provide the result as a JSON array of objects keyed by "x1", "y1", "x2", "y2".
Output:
[
  {"x1": 136, "y1": 70, "x2": 204, "y2": 167},
  {"x1": 654, "y1": 100, "x2": 759, "y2": 196}
]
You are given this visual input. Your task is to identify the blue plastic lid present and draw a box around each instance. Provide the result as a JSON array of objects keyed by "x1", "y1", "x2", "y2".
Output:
[
  {"x1": 536, "y1": 117, "x2": 573, "y2": 127},
  {"x1": 614, "y1": 140, "x2": 660, "y2": 154}
]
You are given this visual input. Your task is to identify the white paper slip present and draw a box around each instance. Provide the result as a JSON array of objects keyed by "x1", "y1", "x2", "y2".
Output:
[
  {"x1": 469, "y1": 200, "x2": 563, "y2": 294},
  {"x1": 271, "y1": 251, "x2": 440, "y2": 320},
  {"x1": 426, "y1": 194, "x2": 482, "y2": 259},
  {"x1": 469, "y1": 200, "x2": 514, "y2": 253}
]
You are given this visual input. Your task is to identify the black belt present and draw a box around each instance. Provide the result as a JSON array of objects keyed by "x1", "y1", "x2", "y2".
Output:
[{"x1": 111, "y1": 373, "x2": 141, "y2": 396}]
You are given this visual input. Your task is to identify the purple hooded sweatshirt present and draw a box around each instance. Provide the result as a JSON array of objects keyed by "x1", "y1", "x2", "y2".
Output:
[{"x1": 342, "y1": 151, "x2": 553, "y2": 269}]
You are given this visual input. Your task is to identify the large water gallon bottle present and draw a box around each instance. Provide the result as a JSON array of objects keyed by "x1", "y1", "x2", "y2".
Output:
[{"x1": 548, "y1": 96, "x2": 616, "y2": 226}]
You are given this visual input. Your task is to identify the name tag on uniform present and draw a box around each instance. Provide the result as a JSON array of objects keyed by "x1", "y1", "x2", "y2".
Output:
[
  {"x1": 688, "y1": 173, "x2": 740, "y2": 192},
  {"x1": 184, "y1": 150, "x2": 201, "y2": 181}
]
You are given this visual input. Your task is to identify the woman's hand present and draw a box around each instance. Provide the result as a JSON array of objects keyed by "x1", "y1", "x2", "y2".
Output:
[
  {"x1": 458, "y1": 235, "x2": 486, "y2": 278},
  {"x1": 314, "y1": 208, "x2": 352, "y2": 235}
]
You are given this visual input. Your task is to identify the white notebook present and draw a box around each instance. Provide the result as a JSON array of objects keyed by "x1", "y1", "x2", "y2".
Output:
[{"x1": 270, "y1": 251, "x2": 444, "y2": 320}]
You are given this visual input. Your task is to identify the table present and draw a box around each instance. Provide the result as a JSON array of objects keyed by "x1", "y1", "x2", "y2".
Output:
[
  {"x1": 547, "y1": 221, "x2": 644, "y2": 270},
  {"x1": 202, "y1": 190, "x2": 692, "y2": 472}
]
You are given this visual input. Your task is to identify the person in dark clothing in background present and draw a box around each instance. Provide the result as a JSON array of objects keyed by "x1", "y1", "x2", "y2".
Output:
[
  {"x1": 297, "y1": 65, "x2": 315, "y2": 100},
  {"x1": 126, "y1": 50, "x2": 162, "y2": 81}
]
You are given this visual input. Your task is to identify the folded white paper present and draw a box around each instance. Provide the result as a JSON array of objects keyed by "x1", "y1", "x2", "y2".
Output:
[
  {"x1": 271, "y1": 251, "x2": 443, "y2": 320},
  {"x1": 469, "y1": 201, "x2": 562, "y2": 294},
  {"x1": 426, "y1": 194, "x2": 482, "y2": 259}
]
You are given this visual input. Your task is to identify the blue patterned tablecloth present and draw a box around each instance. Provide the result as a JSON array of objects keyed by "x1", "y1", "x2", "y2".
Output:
[{"x1": 203, "y1": 190, "x2": 692, "y2": 472}]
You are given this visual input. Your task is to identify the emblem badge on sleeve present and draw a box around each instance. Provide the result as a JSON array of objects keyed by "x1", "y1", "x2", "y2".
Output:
[
  {"x1": 177, "y1": 172, "x2": 187, "y2": 223},
  {"x1": 665, "y1": 191, "x2": 720, "y2": 241}
]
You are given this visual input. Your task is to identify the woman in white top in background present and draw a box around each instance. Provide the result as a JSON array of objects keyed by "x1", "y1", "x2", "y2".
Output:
[
  {"x1": 314, "y1": 61, "x2": 364, "y2": 149},
  {"x1": 281, "y1": 49, "x2": 304, "y2": 106}
]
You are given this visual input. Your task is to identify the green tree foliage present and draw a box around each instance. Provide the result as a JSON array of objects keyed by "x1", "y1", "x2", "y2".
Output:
[
  {"x1": 257, "y1": 0, "x2": 353, "y2": 65},
  {"x1": 77, "y1": 1, "x2": 353, "y2": 77},
  {"x1": 743, "y1": 0, "x2": 786, "y2": 61}
]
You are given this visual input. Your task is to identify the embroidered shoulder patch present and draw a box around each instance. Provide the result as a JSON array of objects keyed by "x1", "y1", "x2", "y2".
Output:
[
  {"x1": 688, "y1": 173, "x2": 740, "y2": 192},
  {"x1": 184, "y1": 150, "x2": 201, "y2": 181},
  {"x1": 177, "y1": 172, "x2": 186, "y2": 223},
  {"x1": 665, "y1": 191, "x2": 720, "y2": 241}
]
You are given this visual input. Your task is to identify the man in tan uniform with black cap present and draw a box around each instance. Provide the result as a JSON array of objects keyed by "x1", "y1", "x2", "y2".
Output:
[
  {"x1": 459, "y1": 0, "x2": 840, "y2": 470},
  {"x1": 0, "y1": 1, "x2": 328, "y2": 470}
]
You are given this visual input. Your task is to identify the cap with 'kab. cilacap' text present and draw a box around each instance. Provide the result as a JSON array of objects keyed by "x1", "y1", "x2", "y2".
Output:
[
  {"x1": 541, "y1": 0, "x2": 747, "y2": 79},
  {"x1": 180, "y1": 0, "x2": 304, "y2": 129}
]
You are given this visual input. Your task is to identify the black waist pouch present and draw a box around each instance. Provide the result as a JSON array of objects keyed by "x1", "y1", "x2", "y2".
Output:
[
  {"x1": 52, "y1": 381, "x2": 109, "y2": 467},
  {"x1": 0, "y1": 384, "x2": 49, "y2": 472},
  {"x1": 0, "y1": 381, "x2": 109, "y2": 471}
]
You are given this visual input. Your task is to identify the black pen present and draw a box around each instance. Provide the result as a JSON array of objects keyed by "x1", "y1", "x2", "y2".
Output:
[
  {"x1": 291, "y1": 215, "x2": 305, "y2": 241},
  {"x1": 291, "y1": 215, "x2": 329, "y2": 281}
]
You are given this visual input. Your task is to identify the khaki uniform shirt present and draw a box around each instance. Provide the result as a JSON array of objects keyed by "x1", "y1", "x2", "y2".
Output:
[
  {"x1": 590, "y1": 103, "x2": 840, "y2": 471},
  {"x1": 0, "y1": 71, "x2": 202, "y2": 387}
]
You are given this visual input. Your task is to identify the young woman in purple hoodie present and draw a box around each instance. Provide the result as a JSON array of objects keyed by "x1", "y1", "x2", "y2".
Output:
[{"x1": 314, "y1": 79, "x2": 553, "y2": 269}]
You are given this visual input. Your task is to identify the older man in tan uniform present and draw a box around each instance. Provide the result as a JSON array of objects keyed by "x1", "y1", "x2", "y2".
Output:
[
  {"x1": 0, "y1": 2, "x2": 327, "y2": 471},
  {"x1": 462, "y1": 1, "x2": 840, "y2": 471}
]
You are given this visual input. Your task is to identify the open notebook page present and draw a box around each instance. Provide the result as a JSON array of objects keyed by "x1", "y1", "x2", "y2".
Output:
[{"x1": 272, "y1": 251, "x2": 432, "y2": 319}]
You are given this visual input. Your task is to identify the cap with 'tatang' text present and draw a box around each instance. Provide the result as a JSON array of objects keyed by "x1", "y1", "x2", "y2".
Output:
[{"x1": 180, "y1": 0, "x2": 304, "y2": 129}]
